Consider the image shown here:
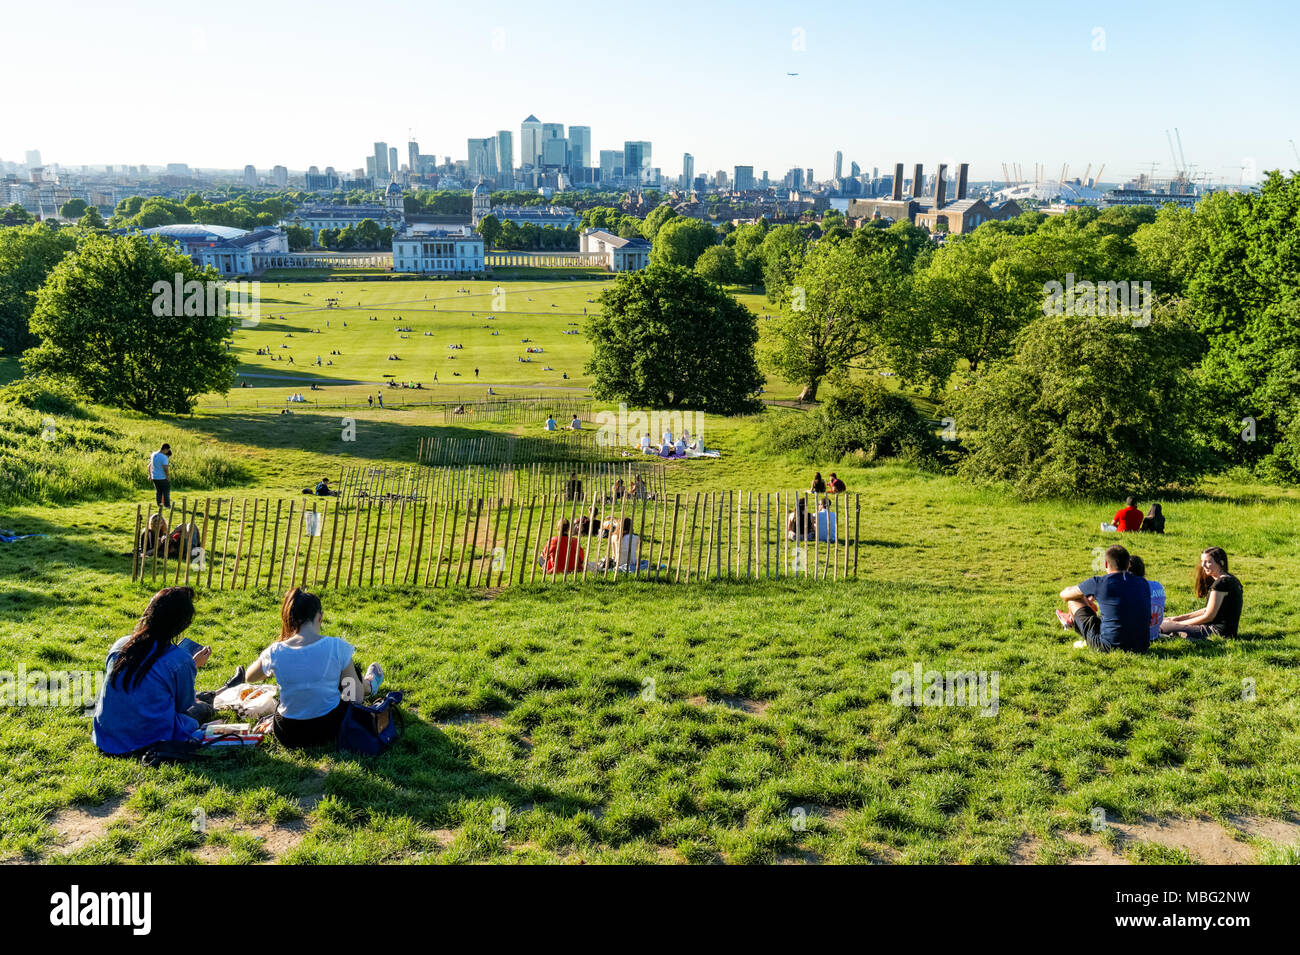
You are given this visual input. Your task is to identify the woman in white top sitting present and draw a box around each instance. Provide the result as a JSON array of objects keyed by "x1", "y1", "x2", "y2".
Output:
[
  {"x1": 612, "y1": 516, "x2": 641, "y2": 571},
  {"x1": 245, "y1": 588, "x2": 382, "y2": 749}
]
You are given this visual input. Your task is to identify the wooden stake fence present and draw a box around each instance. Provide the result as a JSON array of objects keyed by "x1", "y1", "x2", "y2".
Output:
[{"x1": 128, "y1": 492, "x2": 860, "y2": 591}]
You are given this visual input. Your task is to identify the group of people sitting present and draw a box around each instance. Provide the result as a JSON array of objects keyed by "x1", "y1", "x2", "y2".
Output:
[
  {"x1": 809, "y1": 472, "x2": 847, "y2": 494},
  {"x1": 1105, "y1": 497, "x2": 1165, "y2": 533},
  {"x1": 536, "y1": 516, "x2": 650, "y2": 574},
  {"x1": 637, "y1": 429, "x2": 711, "y2": 458},
  {"x1": 138, "y1": 515, "x2": 202, "y2": 559},
  {"x1": 92, "y1": 587, "x2": 385, "y2": 756},
  {"x1": 611, "y1": 476, "x2": 653, "y2": 502},
  {"x1": 1057, "y1": 544, "x2": 1243, "y2": 653},
  {"x1": 786, "y1": 497, "x2": 839, "y2": 542}
]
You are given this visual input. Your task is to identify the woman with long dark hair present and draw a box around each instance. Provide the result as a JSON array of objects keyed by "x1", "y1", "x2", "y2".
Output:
[
  {"x1": 245, "y1": 588, "x2": 382, "y2": 749},
  {"x1": 1159, "y1": 547, "x2": 1244, "y2": 639},
  {"x1": 92, "y1": 587, "x2": 220, "y2": 755}
]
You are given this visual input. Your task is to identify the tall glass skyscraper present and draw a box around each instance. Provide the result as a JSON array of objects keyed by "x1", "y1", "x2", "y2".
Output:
[
  {"x1": 520, "y1": 115, "x2": 542, "y2": 169},
  {"x1": 372, "y1": 142, "x2": 389, "y2": 182},
  {"x1": 567, "y1": 126, "x2": 591, "y2": 174},
  {"x1": 496, "y1": 130, "x2": 514, "y2": 183}
]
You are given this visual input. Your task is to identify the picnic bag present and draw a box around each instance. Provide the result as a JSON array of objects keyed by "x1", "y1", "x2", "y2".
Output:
[{"x1": 337, "y1": 690, "x2": 404, "y2": 755}]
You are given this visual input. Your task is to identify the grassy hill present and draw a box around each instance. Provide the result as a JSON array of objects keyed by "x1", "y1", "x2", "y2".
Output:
[{"x1": 1, "y1": 279, "x2": 1298, "y2": 864}]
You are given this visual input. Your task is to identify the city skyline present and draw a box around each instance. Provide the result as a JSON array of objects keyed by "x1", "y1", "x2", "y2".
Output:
[{"x1": 2, "y1": 0, "x2": 1298, "y2": 184}]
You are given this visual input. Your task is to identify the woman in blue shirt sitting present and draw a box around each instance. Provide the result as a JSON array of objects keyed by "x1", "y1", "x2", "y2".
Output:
[{"x1": 92, "y1": 587, "x2": 219, "y2": 756}]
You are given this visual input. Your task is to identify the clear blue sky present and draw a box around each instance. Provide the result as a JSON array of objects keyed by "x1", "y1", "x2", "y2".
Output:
[{"x1": 4, "y1": 0, "x2": 1296, "y2": 183}]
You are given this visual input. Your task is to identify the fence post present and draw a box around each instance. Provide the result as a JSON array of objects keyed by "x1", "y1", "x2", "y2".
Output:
[{"x1": 131, "y1": 505, "x2": 143, "y2": 582}]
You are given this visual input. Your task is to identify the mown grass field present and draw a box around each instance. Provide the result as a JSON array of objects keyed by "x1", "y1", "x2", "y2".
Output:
[{"x1": 1, "y1": 280, "x2": 1298, "y2": 864}]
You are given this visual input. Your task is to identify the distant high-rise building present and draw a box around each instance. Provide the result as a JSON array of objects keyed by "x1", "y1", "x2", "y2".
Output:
[
  {"x1": 408, "y1": 140, "x2": 420, "y2": 172},
  {"x1": 733, "y1": 165, "x2": 755, "y2": 192},
  {"x1": 243, "y1": 165, "x2": 257, "y2": 187},
  {"x1": 599, "y1": 150, "x2": 624, "y2": 181},
  {"x1": 496, "y1": 131, "x2": 514, "y2": 183},
  {"x1": 373, "y1": 142, "x2": 389, "y2": 182},
  {"x1": 467, "y1": 138, "x2": 498, "y2": 180},
  {"x1": 850, "y1": 161, "x2": 861, "y2": 178},
  {"x1": 366, "y1": 156, "x2": 376, "y2": 178},
  {"x1": 567, "y1": 126, "x2": 590, "y2": 175},
  {"x1": 541, "y1": 137, "x2": 568, "y2": 168},
  {"x1": 681, "y1": 153, "x2": 694, "y2": 189},
  {"x1": 834, "y1": 151, "x2": 843, "y2": 180},
  {"x1": 806, "y1": 168, "x2": 814, "y2": 187},
  {"x1": 272, "y1": 165, "x2": 288, "y2": 188},
  {"x1": 541, "y1": 122, "x2": 564, "y2": 144},
  {"x1": 623, "y1": 141, "x2": 651, "y2": 183},
  {"x1": 25, "y1": 150, "x2": 41, "y2": 168},
  {"x1": 520, "y1": 115, "x2": 542, "y2": 168},
  {"x1": 166, "y1": 163, "x2": 190, "y2": 179},
  {"x1": 389, "y1": 147, "x2": 398, "y2": 176},
  {"x1": 785, "y1": 168, "x2": 804, "y2": 191},
  {"x1": 715, "y1": 170, "x2": 728, "y2": 188}
]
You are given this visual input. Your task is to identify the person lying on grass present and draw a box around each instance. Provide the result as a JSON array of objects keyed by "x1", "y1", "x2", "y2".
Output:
[
  {"x1": 1158, "y1": 546, "x2": 1243, "y2": 640},
  {"x1": 1055, "y1": 543, "x2": 1150, "y2": 653},
  {"x1": 244, "y1": 588, "x2": 383, "y2": 750},
  {"x1": 92, "y1": 587, "x2": 243, "y2": 756}
]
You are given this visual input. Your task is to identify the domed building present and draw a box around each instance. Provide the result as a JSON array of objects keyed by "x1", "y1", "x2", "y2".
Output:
[{"x1": 471, "y1": 179, "x2": 491, "y2": 226}]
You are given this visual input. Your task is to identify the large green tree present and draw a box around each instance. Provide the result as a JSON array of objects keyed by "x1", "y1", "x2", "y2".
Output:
[
  {"x1": 585, "y1": 265, "x2": 762, "y2": 413},
  {"x1": 477, "y1": 213, "x2": 502, "y2": 247},
  {"x1": 649, "y1": 217, "x2": 717, "y2": 269},
  {"x1": 0, "y1": 223, "x2": 78, "y2": 354},
  {"x1": 949, "y1": 307, "x2": 1212, "y2": 499},
  {"x1": 641, "y1": 203, "x2": 678, "y2": 241},
  {"x1": 23, "y1": 234, "x2": 237, "y2": 413},
  {"x1": 763, "y1": 235, "x2": 911, "y2": 401}
]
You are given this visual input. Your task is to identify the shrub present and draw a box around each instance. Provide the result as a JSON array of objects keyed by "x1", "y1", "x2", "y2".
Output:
[{"x1": 766, "y1": 382, "x2": 941, "y2": 465}]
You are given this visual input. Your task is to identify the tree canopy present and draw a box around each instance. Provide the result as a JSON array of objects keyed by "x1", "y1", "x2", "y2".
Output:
[
  {"x1": 23, "y1": 233, "x2": 237, "y2": 414},
  {"x1": 585, "y1": 265, "x2": 762, "y2": 413}
]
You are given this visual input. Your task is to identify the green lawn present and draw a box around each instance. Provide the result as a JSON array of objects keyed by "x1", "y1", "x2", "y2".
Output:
[
  {"x1": 2, "y1": 392, "x2": 1299, "y2": 863},
  {"x1": 2, "y1": 279, "x2": 1298, "y2": 864}
]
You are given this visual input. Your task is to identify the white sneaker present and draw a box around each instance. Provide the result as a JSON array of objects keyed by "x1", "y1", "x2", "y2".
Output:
[{"x1": 1072, "y1": 639, "x2": 1087, "y2": 649}]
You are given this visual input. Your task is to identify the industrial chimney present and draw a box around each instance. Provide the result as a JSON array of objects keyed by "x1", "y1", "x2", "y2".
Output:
[
  {"x1": 912, "y1": 163, "x2": 924, "y2": 197},
  {"x1": 957, "y1": 163, "x2": 969, "y2": 200},
  {"x1": 935, "y1": 163, "x2": 948, "y2": 209},
  {"x1": 892, "y1": 163, "x2": 904, "y2": 200}
]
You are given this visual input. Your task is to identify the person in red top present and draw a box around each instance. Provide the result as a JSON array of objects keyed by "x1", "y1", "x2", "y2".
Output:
[
  {"x1": 538, "y1": 518, "x2": 585, "y2": 573},
  {"x1": 1113, "y1": 496, "x2": 1145, "y2": 532}
]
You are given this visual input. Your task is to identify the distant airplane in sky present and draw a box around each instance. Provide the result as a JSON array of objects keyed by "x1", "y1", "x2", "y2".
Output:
[{"x1": 786, "y1": 72, "x2": 799, "y2": 76}]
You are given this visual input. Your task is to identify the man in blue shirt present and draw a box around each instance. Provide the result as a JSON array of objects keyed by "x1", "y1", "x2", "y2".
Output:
[{"x1": 1057, "y1": 544, "x2": 1151, "y2": 653}]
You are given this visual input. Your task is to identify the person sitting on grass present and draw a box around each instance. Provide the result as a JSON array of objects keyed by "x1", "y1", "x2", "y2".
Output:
[
  {"x1": 92, "y1": 587, "x2": 242, "y2": 756},
  {"x1": 1126, "y1": 555, "x2": 1166, "y2": 644},
  {"x1": 613, "y1": 478, "x2": 625, "y2": 500},
  {"x1": 1112, "y1": 496, "x2": 1145, "y2": 532},
  {"x1": 139, "y1": 513, "x2": 170, "y2": 556},
  {"x1": 810, "y1": 472, "x2": 826, "y2": 494},
  {"x1": 828, "y1": 472, "x2": 846, "y2": 493},
  {"x1": 1055, "y1": 544, "x2": 1150, "y2": 653},
  {"x1": 537, "y1": 518, "x2": 585, "y2": 574},
  {"x1": 545, "y1": 414, "x2": 557, "y2": 431},
  {"x1": 815, "y1": 499, "x2": 838, "y2": 542},
  {"x1": 787, "y1": 497, "x2": 815, "y2": 541},
  {"x1": 1159, "y1": 547, "x2": 1243, "y2": 640},
  {"x1": 1140, "y1": 502, "x2": 1165, "y2": 534},
  {"x1": 612, "y1": 516, "x2": 641, "y2": 572},
  {"x1": 570, "y1": 414, "x2": 582, "y2": 430},
  {"x1": 245, "y1": 588, "x2": 383, "y2": 750},
  {"x1": 639, "y1": 432, "x2": 652, "y2": 454},
  {"x1": 314, "y1": 478, "x2": 336, "y2": 497}
]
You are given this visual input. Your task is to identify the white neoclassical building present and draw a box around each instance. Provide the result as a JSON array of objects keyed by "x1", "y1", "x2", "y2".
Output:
[
  {"x1": 137, "y1": 223, "x2": 289, "y2": 276},
  {"x1": 392, "y1": 225, "x2": 485, "y2": 273},
  {"x1": 580, "y1": 229, "x2": 651, "y2": 271}
]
